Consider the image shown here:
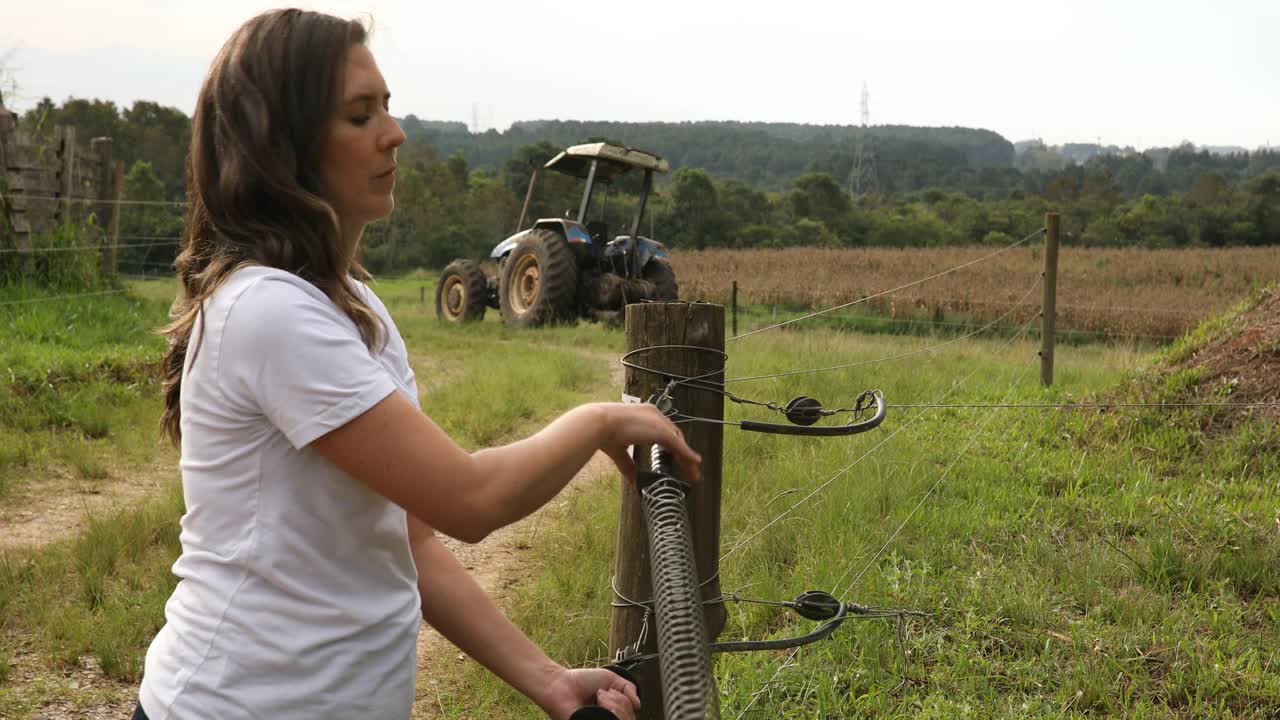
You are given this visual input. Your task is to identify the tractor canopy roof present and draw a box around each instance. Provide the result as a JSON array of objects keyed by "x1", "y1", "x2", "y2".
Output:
[{"x1": 543, "y1": 143, "x2": 669, "y2": 182}]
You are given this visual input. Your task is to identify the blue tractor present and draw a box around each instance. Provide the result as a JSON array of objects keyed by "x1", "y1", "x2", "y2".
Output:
[{"x1": 435, "y1": 143, "x2": 677, "y2": 327}]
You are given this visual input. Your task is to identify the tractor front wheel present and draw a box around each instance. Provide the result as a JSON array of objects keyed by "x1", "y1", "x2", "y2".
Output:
[
  {"x1": 436, "y1": 259, "x2": 489, "y2": 323},
  {"x1": 499, "y1": 229, "x2": 579, "y2": 327},
  {"x1": 643, "y1": 259, "x2": 679, "y2": 301}
]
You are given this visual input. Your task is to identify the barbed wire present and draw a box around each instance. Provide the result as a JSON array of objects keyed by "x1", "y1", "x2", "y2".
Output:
[
  {"x1": 728, "y1": 227, "x2": 1046, "y2": 341},
  {"x1": 717, "y1": 313, "x2": 1043, "y2": 566},
  {"x1": 852, "y1": 296, "x2": 1207, "y2": 318},
  {"x1": 0, "y1": 193, "x2": 188, "y2": 207},
  {"x1": 832, "y1": 326, "x2": 1040, "y2": 601},
  {"x1": 731, "y1": 308, "x2": 1180, "y2": 342},
  {"x1": 0, "y1": 288, "x2": 130, "y2": 307},
  {"x1": 886, "y1": 400, "x2": 1280, "y2": 410},
  {"x1": 0, "y1": 239, "x2": 181, "y2": 254},
  {"x1": 723, "y1": 276, "x2": 1043, "y2": 384}
]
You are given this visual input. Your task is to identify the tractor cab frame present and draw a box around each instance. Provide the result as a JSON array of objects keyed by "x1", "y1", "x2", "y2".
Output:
[{"x1": 437, "y1": 142, "x2": 678, "y2": 327}]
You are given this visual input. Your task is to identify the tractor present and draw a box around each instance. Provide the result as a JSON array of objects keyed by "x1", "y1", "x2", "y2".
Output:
[{"x1": 435, "y1": 142, "x2": 677, "y2": 327}]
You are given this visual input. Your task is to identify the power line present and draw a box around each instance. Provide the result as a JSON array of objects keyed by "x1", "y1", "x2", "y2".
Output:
[{"x1": 729, "y1": 228, "x2": 1046, "y2": 341}]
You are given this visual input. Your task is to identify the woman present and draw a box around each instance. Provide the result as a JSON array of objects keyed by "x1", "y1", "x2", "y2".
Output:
[{"x1": 137, "y1": 9, "x2": 698, "y2": 720}]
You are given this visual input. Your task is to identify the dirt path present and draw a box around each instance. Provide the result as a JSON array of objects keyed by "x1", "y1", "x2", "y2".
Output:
[
  {"x1": 412, "y1": 354, "x2": 626, "y2": 718},
  {"x1": 0, "y1": 458, "x2": 177, "y2": 551},
  {"x1": 0, "y1": 460, "x2": 178, "y2": 719},
  {"x1": 2, "y1": 352, "x2": 626, "y2": 719},
  {"x1": 411, "y1": 450, "x2": 617, "y2": 719}
]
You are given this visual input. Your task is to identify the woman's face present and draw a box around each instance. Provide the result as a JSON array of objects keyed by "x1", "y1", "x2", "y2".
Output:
[{"x1": 321, "y1": 44, "x2": 406, "y2": 232}]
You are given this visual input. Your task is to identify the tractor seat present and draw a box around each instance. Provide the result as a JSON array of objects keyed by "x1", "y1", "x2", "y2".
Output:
[{"x1": 586, "y1": 221, "x2": 610, "y2": 243}]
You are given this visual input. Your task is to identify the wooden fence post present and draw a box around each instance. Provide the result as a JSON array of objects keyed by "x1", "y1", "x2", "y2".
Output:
[
  {"x1": 91, "y1": 137, "x2": 115, "y2": 278},
  {"x1": 108, "y1": 160, "x2": 123, "y2": 278},
  {"x1": 1040, "y1": 212, "x2": 1060, "y2": 387},
  {"x1": 58, "y1": 125, "x2": 76, "y2": 226},
  {"x1": 609, "y1": 302, "x2": 726, "y2": 720},
  {"x1": 0, "y1": 99, "x2": 13, "y2": 247},
  {"x1": 731, "y1": 281, "x2": 738, "y2": 338}
]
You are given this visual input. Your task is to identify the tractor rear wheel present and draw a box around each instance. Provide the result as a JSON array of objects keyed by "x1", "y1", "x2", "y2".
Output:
[
  {"x1": 436, "y1": 259, "x2": 489, "y2": 323},
  {"x1": 499, "y1": 229, "x2": 579, "y2": 327},
  {"x1": 643, "y1": 259, "x2": 679, "y2": 301}
]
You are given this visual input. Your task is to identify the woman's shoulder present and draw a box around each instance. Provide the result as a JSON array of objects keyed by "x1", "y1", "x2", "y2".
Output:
[
  {"x1": 213, "y1": 266, "x2": 363, "y2": 319},
  {"x1": 208, "y1": 266, "x2": 352, "y2": 341},
  {"x1": 347, "y1": 276, "x2": 396, "y2": 323},
  {"x1": 217, "y1": 265, "x2": 327, "y2": 305}
]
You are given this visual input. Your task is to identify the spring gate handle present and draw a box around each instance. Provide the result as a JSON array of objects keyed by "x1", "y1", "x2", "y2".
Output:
[{"x1": 740, "y1": 389, "x2": 887, "y2": 436}]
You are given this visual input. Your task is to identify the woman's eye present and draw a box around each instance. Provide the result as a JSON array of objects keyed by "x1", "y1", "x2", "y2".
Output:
[{"x1": 350, "y1": 115, "x2": 371, "y2": 127}]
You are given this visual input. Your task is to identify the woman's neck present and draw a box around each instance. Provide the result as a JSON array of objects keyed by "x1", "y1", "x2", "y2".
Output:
[{"x1": 340, "y1": 222, "x2": 364, "y2": 268}]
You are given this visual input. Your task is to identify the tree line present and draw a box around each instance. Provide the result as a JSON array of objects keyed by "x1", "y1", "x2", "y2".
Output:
[{"x1": 7, "y1": 97, "x2": 1280, "y2": 280}]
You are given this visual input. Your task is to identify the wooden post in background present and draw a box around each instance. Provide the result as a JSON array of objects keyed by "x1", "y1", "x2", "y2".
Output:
[
  {"x1": 1040, "y1": 212, "x2": 1060, "y2": 387},
  {"x1": 0, "y1": 97, "x2": 12, "y2": 247},
  {"x1": 610, "y1": 302, "x2": 726, "y2": 720},
  {"x1": 58, "y1": 126, "x2": 76, "y2": 226},
  {"x1": 108, "y1": 161, "x2": 123, "y2": 278},
  {"x1": 91, "y1": 137, "x2": 114, "y2": 278},
  {"x1": 730, "y1": 281, "x2": 738, "y2": 338}
]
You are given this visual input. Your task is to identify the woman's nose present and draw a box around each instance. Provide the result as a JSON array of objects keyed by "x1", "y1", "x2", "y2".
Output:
[{"x1": 381, "y1": 118, "x2": 407, "y2": 151}]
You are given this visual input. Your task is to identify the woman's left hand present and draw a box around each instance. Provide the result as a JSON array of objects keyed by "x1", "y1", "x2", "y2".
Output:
[{"x1": 544, "y1": 667, "x2": 640, "y2": 720}]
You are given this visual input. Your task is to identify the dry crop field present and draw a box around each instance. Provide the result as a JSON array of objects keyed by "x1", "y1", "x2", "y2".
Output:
[{"x1": 673, "y1": 246, "x2": 1280, "y2": 339}]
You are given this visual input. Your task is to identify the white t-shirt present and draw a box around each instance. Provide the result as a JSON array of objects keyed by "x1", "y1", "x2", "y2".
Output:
[{"x1": 140, "y1": 266, "x2": 422, "y2": 719}]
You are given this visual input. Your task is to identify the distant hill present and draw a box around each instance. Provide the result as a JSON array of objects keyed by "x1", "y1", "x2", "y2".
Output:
[{"x1": 398, "y1": 117, "x2": 1016, "y2": 191}]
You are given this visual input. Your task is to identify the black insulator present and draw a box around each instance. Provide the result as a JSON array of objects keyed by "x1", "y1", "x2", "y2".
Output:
[
  {"x1": 784, "y1": 396, "x2": 823, "y2": 426},
  {"x1": 793, "y1": 590, "x2": 842, "y2": 621}
]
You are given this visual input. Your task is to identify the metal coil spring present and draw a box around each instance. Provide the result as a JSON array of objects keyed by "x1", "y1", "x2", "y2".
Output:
[{"x1": 641, "y1": 447, "x2": 719, "y2": 719}]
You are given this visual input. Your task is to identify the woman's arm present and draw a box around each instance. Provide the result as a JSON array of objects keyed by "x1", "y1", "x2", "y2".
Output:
[
  {"x1": 407, "y1": 516, "x2": 639, "y2": 720},
  {"x1": 311, "y1": 392, "x2": 699, "y2": 543}
]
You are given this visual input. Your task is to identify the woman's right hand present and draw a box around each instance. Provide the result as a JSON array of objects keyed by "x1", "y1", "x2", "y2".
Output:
[{"x1": 593, "y1": 402, "x2": 702, "y2": 485}]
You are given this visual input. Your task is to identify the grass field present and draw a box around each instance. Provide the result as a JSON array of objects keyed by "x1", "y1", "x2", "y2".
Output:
[
  {"x1": 0, "y1": 274, "x2": 628, "y2": 715},
  {"x1": 675, "y1": 245, "x2": 1280, "y2": 341},
  {"x1": 1, "y1": 273, "x2": 1277, "y2": 718}
]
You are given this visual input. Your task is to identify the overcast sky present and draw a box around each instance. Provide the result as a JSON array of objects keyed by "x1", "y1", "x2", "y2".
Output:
[{"x1": 3, "y1": 0, "x2": 1277, "y2": 151}]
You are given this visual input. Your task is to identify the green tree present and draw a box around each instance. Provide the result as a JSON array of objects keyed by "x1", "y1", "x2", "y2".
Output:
[
  {"x1": 788, "y1": 172, "x2": 851, "y2": 233},
  {"x1": 665, "y1": 168, "x2": 724, "y2": 249},
  {"x1": 117, "y1": 160, "x2": 183, "y2": 274},
  {"x1": 121, "y1": 101, "x2": 192, "y2": 198},
  {"x1": 1245, "y1": 171, "x2": 1280, "y2": 244}
]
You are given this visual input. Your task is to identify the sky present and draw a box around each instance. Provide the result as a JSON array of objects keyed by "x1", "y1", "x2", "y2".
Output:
[{"x1": 2, "y1": 0, "x2": 1278, "y2": 151}]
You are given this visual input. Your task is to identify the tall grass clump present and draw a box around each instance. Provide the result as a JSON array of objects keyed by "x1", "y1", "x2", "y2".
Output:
[
  {"x1": 0, "y1": 223, "x2": 110, "y2": 292},
  {"x1": 0, "y1": 268, "x2": 173, "y2": 491}
]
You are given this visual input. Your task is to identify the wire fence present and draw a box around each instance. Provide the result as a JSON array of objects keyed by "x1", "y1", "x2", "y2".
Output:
[
  {"x1": 622, "y1": 223, "x2": 1278, "y2": 714},
  {"x1": 729, "y1": 228, "x2": 1046, "y2": 340},
  {"x1": 5, "y1": 193, "x2": 188, "y2": 208}
]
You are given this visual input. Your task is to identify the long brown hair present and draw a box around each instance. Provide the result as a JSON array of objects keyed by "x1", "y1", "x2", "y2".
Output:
[{"x1": 160, "y1": 9, "x2": 383, "y2": 445}]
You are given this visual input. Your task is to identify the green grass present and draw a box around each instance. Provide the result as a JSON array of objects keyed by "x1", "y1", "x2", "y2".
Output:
[
  {"x1": 0, "y1": 280, "x2": 174, "y2": 494},
  {"x1": 428, "y1": 313, "x2": 1280, "y2": 718},
  {"x1": 4, "y1": 271, "x2": 1276, "y2": 719},
  {"x1": 0, "y1": 274, "x2": 623, "y2": 714}
]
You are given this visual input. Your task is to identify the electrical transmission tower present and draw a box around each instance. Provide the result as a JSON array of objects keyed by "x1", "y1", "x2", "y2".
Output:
[{"x1": 848, "y1": 82, "x2": 876, "y2": 197}]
